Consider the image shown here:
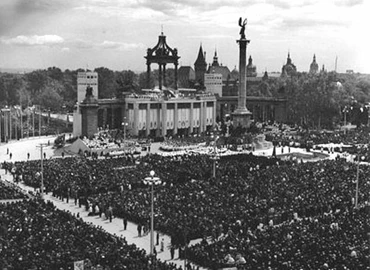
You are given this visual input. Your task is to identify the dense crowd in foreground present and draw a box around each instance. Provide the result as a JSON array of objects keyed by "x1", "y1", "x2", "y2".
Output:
[
  {"x1": 0, "y1": 199, "x2": 181, "y2": 270},
  {"x1": 3, "y1": 142, "x2": 370, "y2": 269}
]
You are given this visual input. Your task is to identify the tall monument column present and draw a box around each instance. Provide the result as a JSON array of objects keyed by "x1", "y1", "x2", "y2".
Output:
[{"x1": 232, "y1": 17, "x2": 252, "y2": 128}]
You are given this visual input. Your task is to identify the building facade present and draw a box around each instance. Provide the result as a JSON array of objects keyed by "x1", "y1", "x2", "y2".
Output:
[
  {"x1": 125, "y1": 93, "x2": 216, "y2": 137},
  {"x1": 204, "y1": 73, "x2": 223, "y2": 96}
]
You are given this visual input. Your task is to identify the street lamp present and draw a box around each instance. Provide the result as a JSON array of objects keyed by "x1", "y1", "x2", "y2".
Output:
[
  {"x1": 143, "y1": 170, "x2": 162, "y2": 256},
  {"x1": 36, "y1": 143, "x2": 47, "y2": 198}
]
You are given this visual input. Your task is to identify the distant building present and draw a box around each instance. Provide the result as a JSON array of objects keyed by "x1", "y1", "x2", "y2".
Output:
[
  {"x1": 77, "y1": 34, "x2": 217, "y2": 138},
  {"x1": 246, "y1": 56, "x2": 257, "y2": 77},
  {"x1": 205, "y1": 73, "x2": 223, "y2": 96},
  {"x1": 309, "y1": 54, "x2": 319, "y2": 74},
  {"x1": 125, "y1": 92, "x2": 216, "y2": 137},
  {"x1": 207, "y1": 50, "x2": 231, "y2": 82},
  {"x1": 281, "y1": 53, "x2": 297, "y2": 77},
  {"x1": 194, "y1": 44, "x2": 207, "y2": 85}
]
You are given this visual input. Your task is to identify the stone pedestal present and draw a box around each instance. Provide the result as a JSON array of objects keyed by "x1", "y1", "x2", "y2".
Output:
[
  {"x1": 80, "y1": 88, "x2": 99, "y2": 137},
  {"x1": 232, "y1": 109, "x2": 252, "y2": 128}
]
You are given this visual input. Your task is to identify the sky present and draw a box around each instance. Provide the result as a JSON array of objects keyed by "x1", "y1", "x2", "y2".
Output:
[{"x1": 0, "y1": 0, "x2": 369, "y2": 74}]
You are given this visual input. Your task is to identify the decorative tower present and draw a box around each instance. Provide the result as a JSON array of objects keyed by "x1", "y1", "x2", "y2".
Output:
[
  {"x1": 194, "y1": 44, "x2": 207, "y2": 84},
  {"x1": 309, "y1": 54, "x2": 319, "y2": 74},
  {"x1": 232, "y1": 17, "x2": 252, "y2": 129},
  {"x1": 212, "y1": 50, "x2": 220, "y2": 67},
  {"x1": 145, "y1": 32, "x2": 180, "y2": 90}
]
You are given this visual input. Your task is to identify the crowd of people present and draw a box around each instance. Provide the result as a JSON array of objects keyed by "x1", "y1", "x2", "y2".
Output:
[
  {"x1": 159, "y1": 136, "x2": 208, "y2": 152},
  {"x1": 4, "y1": 144, "x2": 370, "y2": 269},
  {"x1": 0, "y1": 180, "x2": 28, "y2": 200},
  {"x1": 0, "y1": 199, "x2": 181, "y2": 270},
  {"x1": 2, "y1": 125, "x2": 370, "y2": 269}
]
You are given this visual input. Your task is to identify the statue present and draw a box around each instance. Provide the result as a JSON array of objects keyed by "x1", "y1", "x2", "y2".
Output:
[
  {"x1": 238, "y1": 17, "x2": 247, "y2": 39},
  {"x1": 85, "y1": 85, "x2": 93, "y2": 97}
]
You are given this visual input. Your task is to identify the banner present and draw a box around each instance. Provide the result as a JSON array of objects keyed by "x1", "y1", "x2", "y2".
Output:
[{"x1": 74, "y1": 260, "x2": 84, "y2": 270}]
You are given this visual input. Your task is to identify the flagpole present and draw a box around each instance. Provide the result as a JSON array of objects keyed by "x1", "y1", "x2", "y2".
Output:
[
  {"x1": 9, "y1": 107, "x2": 12, "y2": 141},
  {"x1": 21, "y1": 106, "x2": 23, "y2": 139},
  {"x1": 39, "y1": 105, "x2": 41, "y2": 137}
]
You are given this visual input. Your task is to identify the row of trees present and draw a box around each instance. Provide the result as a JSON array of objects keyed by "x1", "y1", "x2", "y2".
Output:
[
  {"x1": 279, "y1": 71, "x2": 370, "y2": 128},
  {"x1": 0, "y1": 67, "x2": 154, "y2": 112},
  {"x1": 1, "y1": 67, "x2": 369, "y2": 128}
]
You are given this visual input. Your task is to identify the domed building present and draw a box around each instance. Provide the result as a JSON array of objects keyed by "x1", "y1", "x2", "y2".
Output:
[
  {"x1": 246, "y1": 56, "x2": 257, "y2": 77},
  {"x1": 281, "y1": 52, "x2": 297, "y2": 77}
]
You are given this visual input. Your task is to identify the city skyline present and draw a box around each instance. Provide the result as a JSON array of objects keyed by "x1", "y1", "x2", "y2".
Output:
[{"x1": 0, "y1": 0, "x2": 369, "y2": 74}]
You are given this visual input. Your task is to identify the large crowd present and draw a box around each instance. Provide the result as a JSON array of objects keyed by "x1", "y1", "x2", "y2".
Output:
[
  {"x1": 3, "y1": 140, "x2": 370, "y2": 269},
  {"x1": 0, "y1": 199, "x2": 181, "y2": 270},
  {"x1": 0, "y1": 180, "x2": 28, "y2": 200}
]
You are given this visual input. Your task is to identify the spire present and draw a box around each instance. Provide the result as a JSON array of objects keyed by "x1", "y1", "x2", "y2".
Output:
[
  {"x1": 194, "y1": 44, "x2": 207, "y2": 66},
  {"x1": 310, "y1": 54, "x2": 318, "y2": 74},
  {"x1": 287, "y1": 51, "x2": 292, "y2": 64},
  {"x1": 248, "y1": 55, "x2": 253, "y2": 65},
  {"x1": 212, "y1": 49, "x2": 219, "y2": 67}
]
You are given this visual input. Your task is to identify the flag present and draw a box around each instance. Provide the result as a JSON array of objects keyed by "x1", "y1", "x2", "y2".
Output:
[{"x1": 74, "y1": 260, "x2": 84, "y2": 270}]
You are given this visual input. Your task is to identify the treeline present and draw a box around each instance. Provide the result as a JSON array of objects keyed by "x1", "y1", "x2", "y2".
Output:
[
  {"x1": 1, "y1": 66, "x2": 370, "y2": 128},
  {"x1": 0, "y1": 67, "x2": 157, "y2": 112},
  {"x1": 247, "y1": 71, "x2": 370, "y2": 128},
  {"x1": 279, "y1": 71, "x2": 370, "y2": 128}
]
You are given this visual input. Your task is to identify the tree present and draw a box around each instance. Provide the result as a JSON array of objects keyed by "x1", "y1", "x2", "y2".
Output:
[
  {"x1": 26, "y1": 70, "x2": 48, "y2": 97},
  {"x1": 115, "y1": 70, "x2": 138, "y2": 98},
  {"x1": 94, "y1": 67, "x2": 115, "y2": 99},
  {"x1": 35, "y1": 80, "x2": 64, "y2": 111}
]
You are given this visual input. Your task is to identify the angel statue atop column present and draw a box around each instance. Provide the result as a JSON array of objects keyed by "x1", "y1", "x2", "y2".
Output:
[{"x1": 238, "y1": 17, "x2": 247, "y2": 39}]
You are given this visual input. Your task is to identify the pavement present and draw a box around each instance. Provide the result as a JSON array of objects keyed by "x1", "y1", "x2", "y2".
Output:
[{"x1": 0, "y1": 136, "x2": 203, "y2": 270}]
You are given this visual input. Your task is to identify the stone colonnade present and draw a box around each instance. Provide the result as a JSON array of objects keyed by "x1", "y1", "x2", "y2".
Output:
[{"x1": 126, "y1": 98, "x2": 217, "y2": 137}]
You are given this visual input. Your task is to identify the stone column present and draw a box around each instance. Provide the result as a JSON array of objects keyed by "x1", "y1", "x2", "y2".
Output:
[
  {"x1": 174, "y1": 103, "x2": 178, "y2": 135},
  {"x1": 159, "y1": 64, "x2": 162, "y2": 90},
  {"x1": 146, "y1": 103, "x2": 151, "y2": 136},
  {"x1": 232, "y1": 35, "x2": 252, "y2": 128},
  {"x1": 213, "y1": 101, "x2": 217, "y2": 128},
  {"x1": 200, "y1": 102, "x2": 205, "y2": 133},
  {"x1": 156, "y1": 105, "x2": 161, "y2": 137},
  {"x1": 189, "y1": 102, "x2": 194, "y2": 134},
  {"x1": 146, "y1": 64, "x2": 151, "y2": 88},
  {"x1": 174, "y1": 63, "x2": 178, "y2": 90},
  {"x1": 238, "y1": 39, "x2": 248, "y2": 110},
  {"x1": 163, "y1": 64, "x2": 166, "y2": 87},
  {"x1": 133, "y1": 103, "x2": 139, "y2": 136},
  {"x1": 161, "y1": 102, "x2": 167, "y2": 136}
]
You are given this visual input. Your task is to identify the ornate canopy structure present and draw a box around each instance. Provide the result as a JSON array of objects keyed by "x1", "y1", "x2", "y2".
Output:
[{"x1": 145, "y1": 32, "x2": 180, "y2": 90}]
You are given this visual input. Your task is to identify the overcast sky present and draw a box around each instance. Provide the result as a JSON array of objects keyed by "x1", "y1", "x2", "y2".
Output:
[{"x1": 0, "y1": 0, "x2": 369, "y2": 74}]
